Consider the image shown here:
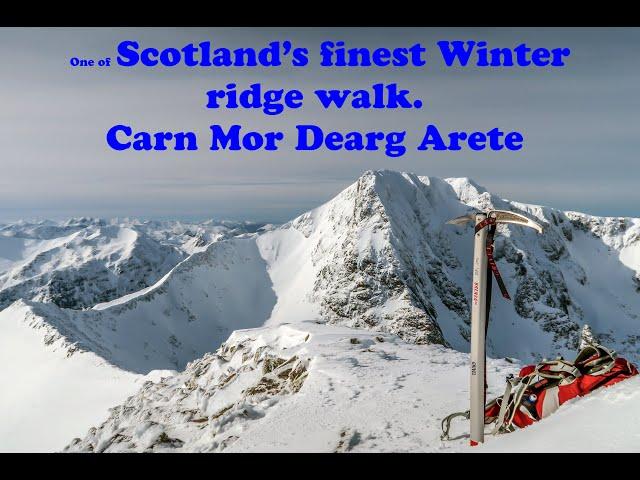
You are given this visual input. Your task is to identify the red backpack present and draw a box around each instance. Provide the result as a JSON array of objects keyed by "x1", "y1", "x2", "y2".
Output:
[{"x1": 442, "y1": 343, "x2": 638, "y2": 439}]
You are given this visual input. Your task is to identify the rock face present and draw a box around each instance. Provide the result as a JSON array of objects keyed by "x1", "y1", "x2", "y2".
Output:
[{"x1": 65, "y1": 326, "x2": 311, "y2": 453}]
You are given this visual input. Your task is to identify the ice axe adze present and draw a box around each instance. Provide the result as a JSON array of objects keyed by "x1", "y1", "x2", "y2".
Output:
[{"x1": 446, "y1": 209, "x2": 543, "y2": 446}]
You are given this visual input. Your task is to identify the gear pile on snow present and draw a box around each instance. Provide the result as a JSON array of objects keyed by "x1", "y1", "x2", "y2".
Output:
[{"x1": 442, "y1": 341, "x2": 638, "y2": 440}]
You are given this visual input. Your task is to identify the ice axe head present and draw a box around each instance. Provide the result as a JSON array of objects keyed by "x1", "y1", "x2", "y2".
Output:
[{"x1": 446, "y1": 209, "x2": 544, "y2": 234}]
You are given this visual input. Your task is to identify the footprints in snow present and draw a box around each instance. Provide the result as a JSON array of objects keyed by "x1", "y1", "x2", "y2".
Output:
[{"x1": 335, "y1": 428, "x2": 362, "y2": 452}]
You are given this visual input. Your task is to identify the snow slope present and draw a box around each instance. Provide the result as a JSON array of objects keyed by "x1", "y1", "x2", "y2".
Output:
[{"x1": 0, "y1": 301, "x2": 173, "y2": 452}]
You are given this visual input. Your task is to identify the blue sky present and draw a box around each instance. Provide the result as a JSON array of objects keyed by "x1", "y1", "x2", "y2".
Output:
[{"x1": 1, "y1": 27, "x2": 639, "y2": 223}]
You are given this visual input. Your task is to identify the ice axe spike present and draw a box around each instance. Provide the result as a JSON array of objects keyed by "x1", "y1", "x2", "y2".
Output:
[{"x1": 446, "y1": 209, "x2": 543, "y2": 447}]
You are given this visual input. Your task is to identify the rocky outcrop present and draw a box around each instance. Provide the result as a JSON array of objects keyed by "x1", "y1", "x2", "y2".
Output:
[{"x1": 64, "y1": 329, "x2": 309, "y2": 453}]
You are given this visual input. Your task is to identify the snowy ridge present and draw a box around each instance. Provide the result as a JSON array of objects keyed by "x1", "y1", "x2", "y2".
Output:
[
  {"x1": 2, "y1": 238, "x2": 276, "y2": 373},
  {"x1": 0, "y1": 298, "x2": 172, "y2": 452},
  {"x1": 5, "y1": 171, "x2": 639, "y2": 365},
  {"x1": 0, "y1": 222, "x2": 183, "y2": 310},
  {"x1": 63, "y1": 323, "x2": 640, "y2": 453},
  {"x1": 64, "y1": 322, "x2": 518, "y2": 453}
]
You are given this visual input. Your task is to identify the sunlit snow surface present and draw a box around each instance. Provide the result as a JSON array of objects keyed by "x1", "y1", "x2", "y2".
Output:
[{"x1": 63, "y1": 323, "x2": 640, "y2": 452}]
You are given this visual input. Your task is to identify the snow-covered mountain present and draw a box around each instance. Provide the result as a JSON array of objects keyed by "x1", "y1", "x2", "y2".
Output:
[
  {"x1": 2, "y1": 170, "x2": 639, "y2": 452},
  {"x1": 0, "y1": 218, "x2": 266, "y2": 311},
  {"x1": 259, "y1": 170, "x2": 640, "y2": 361}
]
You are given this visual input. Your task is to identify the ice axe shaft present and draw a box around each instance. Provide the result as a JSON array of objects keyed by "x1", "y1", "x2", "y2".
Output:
[
  {"x1": 470, "y1": 212, "x2": 489, "y2": 446},
  {"x1": 446, "y1": 209, "x2": 543, "y2": 446}
]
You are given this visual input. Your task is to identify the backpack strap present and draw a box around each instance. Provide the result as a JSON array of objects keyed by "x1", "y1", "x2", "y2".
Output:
[
  {"x1": 574, "y1": 343, "x2": 616, "y2": 376},
  {"x1": 502, "y1": 372, "x2": 536, "y2": 429},
  {"x1": 491, "y1": 374, "x2": 518, "y2": 434},
  {"x1": 491, "y1": 359, "x2": 578, "y2": 434},
  {"x1": 536, "y1": 359, "x2": 581, "y2": 383}
]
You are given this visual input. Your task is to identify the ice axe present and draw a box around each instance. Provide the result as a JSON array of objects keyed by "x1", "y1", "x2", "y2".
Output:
[{"x1": 447, "y1": 209, "x2": 543, "y2": 446}]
